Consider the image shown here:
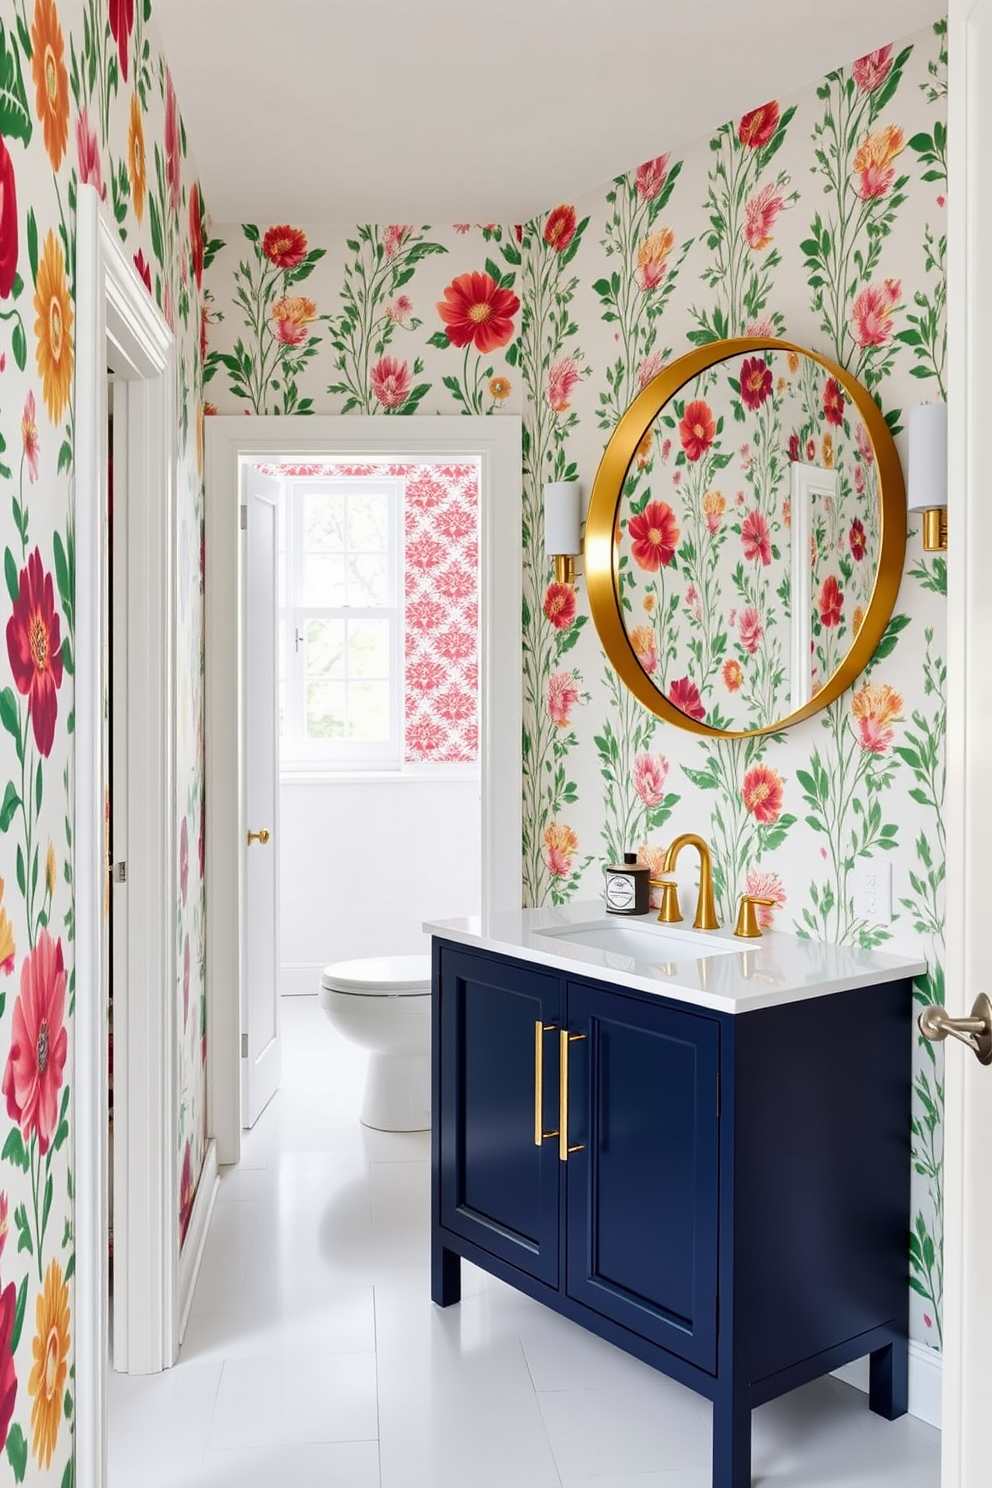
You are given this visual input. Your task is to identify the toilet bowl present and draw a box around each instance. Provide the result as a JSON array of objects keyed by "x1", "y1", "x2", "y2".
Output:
[{"x1": 319, "y1": 955, "x2": 432, "y2": 1131}]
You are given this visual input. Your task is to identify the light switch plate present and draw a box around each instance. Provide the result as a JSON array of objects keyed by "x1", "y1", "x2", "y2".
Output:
[{"x1": 853, "y1": 859, "x2": 893, "y2": 924}]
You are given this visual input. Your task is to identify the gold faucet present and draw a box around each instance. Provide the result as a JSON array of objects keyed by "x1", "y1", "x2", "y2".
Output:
[{"x1": 652, "y1": 834, "x2": 720, "y2": 931}]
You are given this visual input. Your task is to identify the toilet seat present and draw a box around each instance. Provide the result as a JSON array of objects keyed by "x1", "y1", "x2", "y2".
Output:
[{"x1": 320, "y1": 954, "x2": 431, "y2": 997}]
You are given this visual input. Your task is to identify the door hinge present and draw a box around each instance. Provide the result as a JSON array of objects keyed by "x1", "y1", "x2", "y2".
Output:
[
  {"x1": 241, "y1": 1032, "x2": 248, "y2": 1058},
  {"x1": 111, "y1": 861, "x2": 127, "y2": 884},
  {"x1": 240, "y1": 503, "x2": 248, "y2": 530}
]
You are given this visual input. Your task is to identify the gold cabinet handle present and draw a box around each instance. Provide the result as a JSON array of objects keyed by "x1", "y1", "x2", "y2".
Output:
[
  {"x1": 247, "y1": 828, "x2": 271, "y2": 846},
  {"x1": 559, "y1": 1028, "x2": 586, "y2": 1162},
  {"x1": 534, "y1": 1021, "x2": 559, "y2": 1145}
]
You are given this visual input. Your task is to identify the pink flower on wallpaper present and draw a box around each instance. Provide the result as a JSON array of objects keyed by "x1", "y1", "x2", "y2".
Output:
[
  {"x1": 435, "y1": 504, "x2": 476, "y2": 542},
  {"x1": 7, "y1": 547, "x2": 64, "y2": 758},
  {"x1": 383, "y1": 224, "x2": 412, "y2": 258},
  {"x1": 635, "y1": 154, "x2": 670, "y2": 201},
  {"x1": 743, "y1": 184, "x2": 784, "y2": 250},
  {"x1": 0, "y1": 137, "x2": 17, "y2": 301},
  {"x1": 544, "y1": 822, "x2": 578, "y2": 879},
  {"x1": 271, "y1": 295, "x2": 317, "y2": 348},
  {"x1": 851, "y1": 279, "x2": 901, "y2": 348},
  {"x1": 406, "y1": 594, "x2": 446, "y2": 630},
  {"x1": 407, "y1": 656, "x2": 447, "y2": 692},
  {"x1": 745, "y1": 868, "x2": 786, "y2": 926},
  {"x1": 851, "y1": 682, "x2": 903, "y2": 755},
  {"x1": 164, "y1": 68, "x2": 181, "y2": 215},
  {"x1": 633, "y1": 751, "x2": 670, "y2": 808},
  {"x1": 684, "y1": 584, "x2": 702, "y2": 622},
  {"x1": 386, "y1": 294, "x2": 413, "y2": 324},
  {"x1": 629, "y1": 625, "x2": 657, "y2": 675},
  {"x1": 75, "y1": 107, "x2": 104, "y2": 198},
  {"x1": 546, "y1": 355, "x2": 581, "y2": 413},
  {"x1": 370, "y1": 355, "x2": 412, "y2": 409},
  {"x1": 741, "y1": 509, "x2": 772, "y2": 565},
  {"x1": 0, "y1": 1277, "x2": 16, "y2": 1453},
  {"x1": 405, "y1": 716, "x2": 449, "y2": 756},
  {"x1": 852, "y1": 45, "x2": 894, "y2": 94},
  {"x1": 435, "y1": 687, "x2": 475, "y2": 723},
  {"x1": 738, "y1": 606, "x2": 763, "y2": 653},
  {"x1": 22, "y1": 391, "x2": 39, "y2": 483},
  {"x1": 635, "y1": 227, "x2": 676, "y2": 290},
  {"x1": 453, "y1": 223, "x2": 471, "y2": 234},
  {"x1": 434, "y1": 564, "x2": 474, "y2": 602},
  {"x1": 406, "y1": 533, "x2": 446, "y2": 570},
  {"x1": 2, "y1": 930, "x2": 68, "y2": 1154},
  {"x1": 543, "y1": 581, "x2": 577, "y2": 631},
  {"x1": 547, "y1": 670, "x2": 581, "y2": 728},
  {"x1": 406, "y1": 472, "x2": 446, "y2": 509},
  {"x1": 434, "y1": 627, "x2": 475, "y2": 663},
  {"x1": 669, "y1": 677, "x2": 706, "y2": 721},
  {"x1": 745, "y1": 318, "x2": 776, "y2": 337},
  {"x1": 854, "y1": 463, "x2": 865, "y2": 494},
  {"x1": 856, "y1": 421, "x2": 875, "y2": 464},
  {"x1": 637, "y1": 350, "x2": 666, "y2": 388}
]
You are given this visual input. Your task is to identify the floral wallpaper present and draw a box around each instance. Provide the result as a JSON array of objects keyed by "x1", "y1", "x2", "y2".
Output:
[
  {"x1": 204, "y1": 24, "x2": 947, "y2": 1354},
  {"x1": 0, "y1": 0, "x2": 207, "y2": 1477}
]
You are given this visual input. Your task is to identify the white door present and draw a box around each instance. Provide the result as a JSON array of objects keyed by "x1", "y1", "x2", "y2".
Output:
[
  {"x1": 942, "y1": 2, "x2": 992, "y2": 1481},
  {"x1": 241, "y1": 465, "x2": 281, "y2": 1126}
]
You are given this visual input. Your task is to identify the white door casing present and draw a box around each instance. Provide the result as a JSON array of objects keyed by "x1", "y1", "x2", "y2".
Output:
[
  {"x1": 205, "y1": 415, "x2": 522, "y2": 1166},
  {"x1": 241, "y1": 467, "x2": 282, "y2": 1127},
  {"x1": 942, "y1": 3, "x2": 992, "y2": 1482}
]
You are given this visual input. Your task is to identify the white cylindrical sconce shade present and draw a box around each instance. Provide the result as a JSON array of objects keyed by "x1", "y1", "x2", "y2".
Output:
[
  {"x1": 907, "y1": 401, "x2": 947, "y2": 512},
  {"x1": 543, "y1": 481, "x2": 582, "y2": 557}
]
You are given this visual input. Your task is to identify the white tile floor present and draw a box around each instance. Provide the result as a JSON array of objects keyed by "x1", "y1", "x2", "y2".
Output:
[{"x1": 108, "y1": 996, "x2": 941, "y2": 1488}]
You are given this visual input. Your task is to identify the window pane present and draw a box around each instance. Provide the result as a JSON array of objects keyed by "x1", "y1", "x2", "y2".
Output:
[
  {"x1": 304, "y1": 552, "x2": 346, "y2": 607},
  {"x1": 306, "y1": 680, "x2": 346, "y2": 739},
  {"x1": 347, "y1": 553, "x2": 390, "y2": 607},
  {"x1": 304, "y1": 491, "x2": 345, "y2": 552},
  {"x1": 347, "y1": 681, "x2": 390, "y2": 740},
  {"x1": 306, "y1": 620, "x2": 346, "y2": 678},
  {"x1": 347, "y1": 619, "x2": 390, "y2": 678},
  {"x1": 348, "y1": 491, "x2": 389, "y2": 552}
]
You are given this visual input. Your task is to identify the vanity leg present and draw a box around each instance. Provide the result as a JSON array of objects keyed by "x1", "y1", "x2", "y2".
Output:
[
  {"x1": 431, "y1": 1239, "x2": 461, "y2": 1307},
  {"x1": 712, "y1": 1390, "x2": 752, "y2": 1488},
  {"x1": 868, "y1": 1338, "x2": 908, "y2": 1420}
]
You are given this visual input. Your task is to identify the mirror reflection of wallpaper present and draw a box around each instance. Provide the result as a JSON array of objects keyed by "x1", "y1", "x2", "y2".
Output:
[{"x1": 617, "y1": 348, "x2": 881, "y2": 731}]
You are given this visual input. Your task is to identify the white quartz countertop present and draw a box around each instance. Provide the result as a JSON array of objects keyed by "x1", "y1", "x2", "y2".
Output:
[{"x1": 424, "y1": 901, "x2": 927, "y2": 1015}]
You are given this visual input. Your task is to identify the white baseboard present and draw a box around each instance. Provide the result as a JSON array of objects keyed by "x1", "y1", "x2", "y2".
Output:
[
  {"x1": 832, "y1": 1340, "x2": 942, "y2": 1428},
  {"x1": 177, "y1": 1139, "x2": 219, "y2": 1343},
  {"x1": 281, "y1": 962, "x2": 324, "y2": 997}
]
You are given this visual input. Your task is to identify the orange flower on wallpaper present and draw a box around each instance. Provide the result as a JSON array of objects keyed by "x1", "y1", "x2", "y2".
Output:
[
  {"x1": 635, "y1": 227, "x2": 675, "y2": 291},
  {"x1": 488, "y1": 375, "x2": 511, "y2": 401},
  {"x1": 128, "y1": 91, "x2": 146, "y2": 222},
  {"x1": 270, "y1": 294, "x2": 317, "y2": 348},
  {"x1": 28, "y1": 1259, "x2": 70, "y2": 1469},
  {"x1": 742, "y1": 764, "x2": 784, "y2": 824},
  {"x1": 543, "y1": 821, "x2": 578, "y2": 878},
  {"x1": 722, "y1": 659, "x2": 743, "y2": 692},
  {"x1": 703, "y1": 489, "x2": 726, "y2": 534},
  {"x1": 31, "y1": 0, "x2": 69, "y2": 172},
  {"x1": 851, "y1": 682, "x2": 903, "y2": 754},
  {"x1": 853, "y1": 124, "x2": 905, "y2": 200},
  {"x1": 33, "y1": 230, "x2": 73, "y2": 425},
  {"x1": 629, "y1": 625, "x2": 657, "y2": 675}
]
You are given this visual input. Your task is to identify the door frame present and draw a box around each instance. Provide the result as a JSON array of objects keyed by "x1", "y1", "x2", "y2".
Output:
[
  {"x1": 204, "y1": 415, "x2": 523, "y2": 1165},
  {"x1": 75, "y1": 184, "x2": 178, "y2": 1482}
]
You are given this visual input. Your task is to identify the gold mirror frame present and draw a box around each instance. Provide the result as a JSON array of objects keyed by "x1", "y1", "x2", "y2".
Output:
[{"x1": 585, "y1": 336, "x2": 907, "y2": 739}]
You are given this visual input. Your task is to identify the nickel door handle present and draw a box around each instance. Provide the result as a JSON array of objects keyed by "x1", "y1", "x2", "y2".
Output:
[
  {"x1": 919, "y1": 993, "x2": 992, "y2": 1065},
  {"x1": 247, "y1": 828, "x2": 271, "y2": 846}
]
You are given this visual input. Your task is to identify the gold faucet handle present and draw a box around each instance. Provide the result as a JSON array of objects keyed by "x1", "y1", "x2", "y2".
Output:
[
  {"x1": 649, "y1": 878, "x2": 683, "y2": 924},
  {"x1": 733, "y1": 894, "x2": 776, "y2": 939}
]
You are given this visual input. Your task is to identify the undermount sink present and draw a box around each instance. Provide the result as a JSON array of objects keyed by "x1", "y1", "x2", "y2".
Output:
[{"x1": 533, "y1": 917, "x2": 743, "y2": 964}]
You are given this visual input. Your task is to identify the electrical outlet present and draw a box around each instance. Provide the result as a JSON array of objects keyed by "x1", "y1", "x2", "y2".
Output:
[{"x1": 852, "y1": 859, "x2": 893, "y2": 924}]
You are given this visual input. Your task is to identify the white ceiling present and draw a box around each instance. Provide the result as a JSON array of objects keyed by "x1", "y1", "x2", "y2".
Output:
[{"x1": 153, "y1": 0, "x2": 946, "y2": 225}]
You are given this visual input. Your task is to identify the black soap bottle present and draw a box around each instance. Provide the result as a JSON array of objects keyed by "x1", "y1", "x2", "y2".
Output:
[{"x1": 605, "y1": 851, "x2": 650, "y2": 915}]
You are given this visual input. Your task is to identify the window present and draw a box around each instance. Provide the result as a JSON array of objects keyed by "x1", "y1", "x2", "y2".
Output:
[{"x1": 279, "y1": 478, "x2": 402, "y2": 766}]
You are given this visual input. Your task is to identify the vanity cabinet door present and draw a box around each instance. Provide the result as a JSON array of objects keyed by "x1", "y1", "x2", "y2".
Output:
[
  {"x1": 436, "y1": 947, "x2": 562, "y2": 1287},
  {"x1": 564, "y1": 981, "x2": 720, "y2": 1374}
]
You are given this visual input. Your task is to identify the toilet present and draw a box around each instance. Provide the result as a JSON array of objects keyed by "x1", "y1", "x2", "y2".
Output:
[{"x1": 318, "y1": 955, "x2": 432, "y2": 1131}]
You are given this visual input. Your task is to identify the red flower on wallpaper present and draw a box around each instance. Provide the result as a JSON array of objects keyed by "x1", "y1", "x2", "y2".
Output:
[
  {"x1": 635, "y1": 155, "x2": 669, "y2": 202},
  {"x1": 741, "y1": 509, "x2": 772, "y2": 566},
  {"x1": 262, "y1": 224, "x2": 308, "y2": 269},
  {"x1": 543, "y1": 581, "x2": 576, "y2": 630},
  {"x1": 852, "y1": 45, "x2": 894, "y2": 94},
  {"x1": 544, "y1": 205, "x2": 577, "y2": 253},
  {"x1": 547, "y1": 671, "x2": 580, "y2": 728},
  {"x1": 633, "y1": 751, "x2": 669, "y2": 808},
  {"x1": 850, "y1": 519, "x2": 867, "y2": 560},
  {"x1": 787, "y1": 433, "x2": 800, "y2": 462},
  {"x1": 370, "y1": 355, "x2": 412, "y2": 409},
  {"x1": 2, "y1": 930, "x2": 68, "y2": 1154},
  {"x1": 819, "y1": 574, "x2": 844, "y2": 628},
  {"x1": 0, "y1": 137, "x2": 17, "y2": 299},
  {"x1": 738, "y1": 101, "x2": 780, "y2": 150},
  {"x1": 679, "y1": 400, "x2": 716, "y2": 461},
  {"x1": 189, "y1": 181, "x2": 204, "y2": 288},
  {"x1": 669, "y1": 677, "x2": 706, "y2": 721},
  {"x1": 739, "y1": 356, "x2": 772, "y2": 410},
  {"x1": 628, "y1": 500, "x2": 679, "y2": 571},
  {"x1": 742, "y1": 765, "x2": 784, "y2": 824},
  {"x1": 164, "y1": 68, "x2": 181, "y2": 214},
  {"x1": 0, "y1": 1279, "x2": 16, "y2": 1452},
  {"x1": 547, "y1": 355, "x2": 580, "y2": 412},
  {"x1": 851, "y1": 279, "x2": 901, "y2": 348},
  {"x1": 822, "y1": 377, "x2": 845, "y2": 426},
  {"x1": 743, "y1": 184, "x2": 784, "y2": 251},
  {"x1": 133, "y1": 247, "x2": 151, "y2": 291},
  {"x1": 6, "y1": 547, "x2": 64, "y2": 758},
  {"x1": 108, "y1": 0, "x2": 134, "y2": 82},
  {"x1": 738, "y1": 605, "x2": 763, "y2": 654},
  {"x1": 436, "y1": 271, "x2": 520, "y2": 354},
  {"x1": 722, "y1": 659, "x2": 743, "y2": 692}
]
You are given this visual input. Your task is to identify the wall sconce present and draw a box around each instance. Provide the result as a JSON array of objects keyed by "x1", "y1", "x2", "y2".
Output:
[
  {"x1": 544, "y1": 481, "x2": 582, "y2": 585},
  {"x1": 907, "y1": 401, "x2": 948, "y2": 552}
]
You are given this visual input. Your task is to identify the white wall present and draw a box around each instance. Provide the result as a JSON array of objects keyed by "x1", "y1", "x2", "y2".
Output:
[{"x1": 279, "y1": 775, "x2": 482, "y2": 993}]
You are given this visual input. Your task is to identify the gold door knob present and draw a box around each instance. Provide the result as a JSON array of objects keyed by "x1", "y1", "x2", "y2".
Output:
[
  {"x1": 247, "y1": 828, "x2": 271, "y2": 846},
  {"x1": 733, "y1": 895, "x2": 776, "y2": 938},
  {"x1": 919, "y1": 994, "x2": 992, "y2": 1065}
]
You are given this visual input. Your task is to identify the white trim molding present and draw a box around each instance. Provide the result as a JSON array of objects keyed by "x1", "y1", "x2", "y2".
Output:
[
  {"x1": 205, "y1": 416, "x2": 523, "y2": 1165},
  {"x1": 75, "y1": 184, "x2": 178, "y2": 1485},
  {"x1": 178, "y1": 1139, "x2": 219, "y2": 1342},
  {"x1": 833, "y1": 1343, "x2": 943, "y2": 1430}
]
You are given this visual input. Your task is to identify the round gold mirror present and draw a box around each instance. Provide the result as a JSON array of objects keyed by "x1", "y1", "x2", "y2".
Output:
[{"x1": 585, "y1": 337, "x2": 906, "y2": 737}]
